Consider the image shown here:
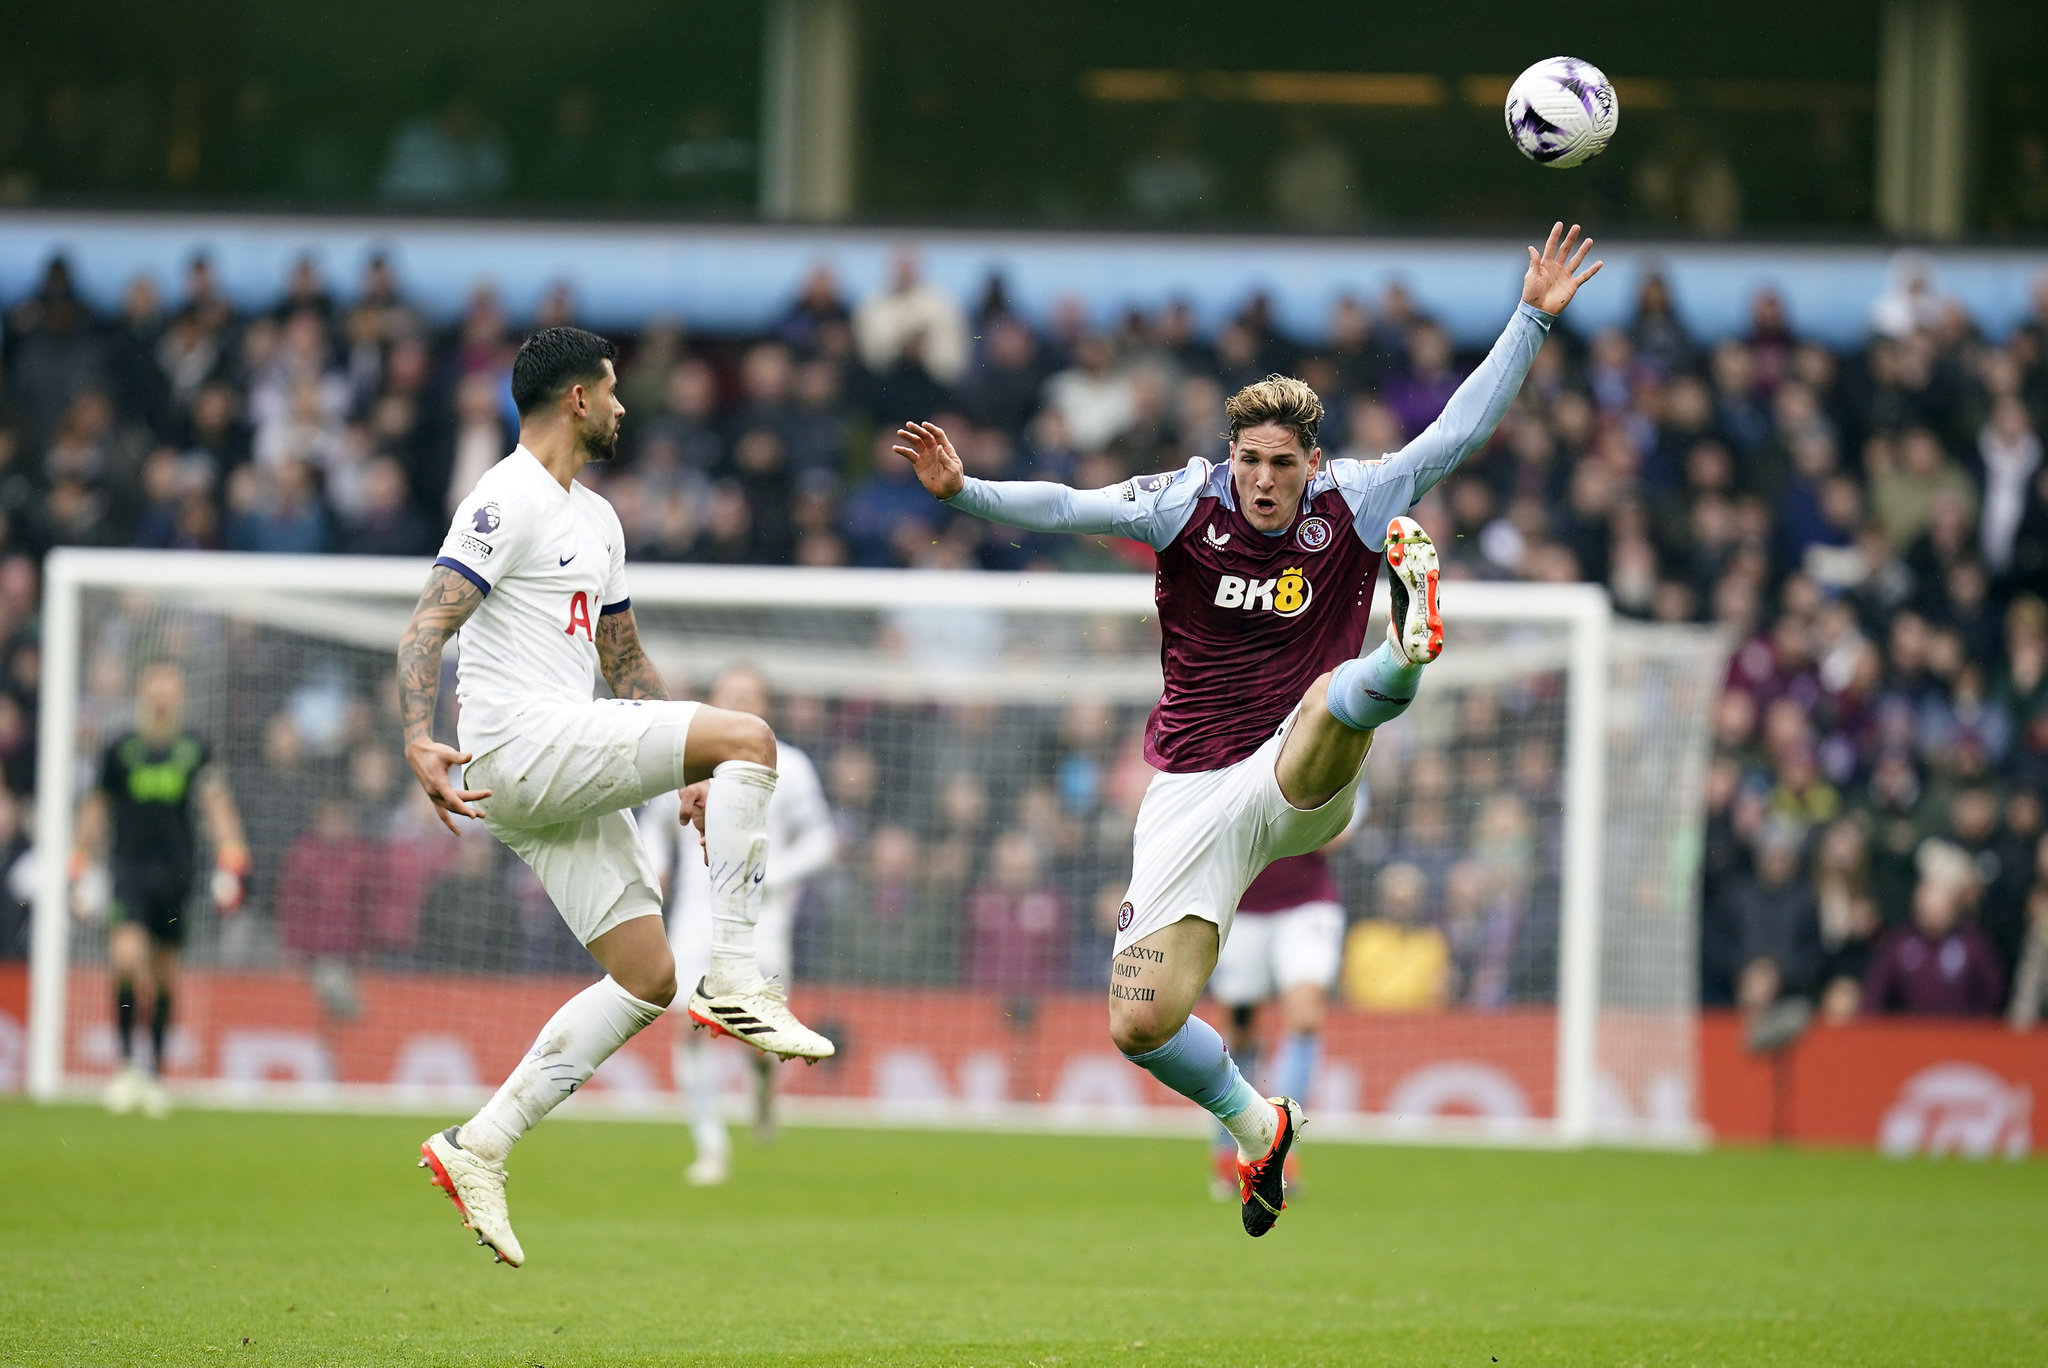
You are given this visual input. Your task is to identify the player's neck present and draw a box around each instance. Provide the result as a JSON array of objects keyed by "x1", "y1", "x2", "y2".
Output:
[{"x1": 516, "y1": 424, "x2": 590, "y2": 491}]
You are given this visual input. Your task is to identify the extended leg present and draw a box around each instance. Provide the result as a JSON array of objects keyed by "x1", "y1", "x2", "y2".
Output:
[
  {"x1": 1277, "y1": 515, "x2": 1440, "y2": 810},
  {"x1": 103, "y1": 922, "x2": 148, "y2": 1115}
]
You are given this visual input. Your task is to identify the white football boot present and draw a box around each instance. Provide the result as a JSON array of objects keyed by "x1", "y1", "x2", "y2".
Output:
[
  {"x1": 686, "y1": 1149, "x2": 730, "y2": 1187},
  {"x1": 1382, "y1": 516, "x2": 1443, "y2": 664},
  {"x1": 102, "y1": 1065, "x2": 143, "y2": 1115},
  {"x1": 686, "y1": 976, "x2": 835, "y2": 1061},
  {"x1": 139, "y1": 1076, "x2": 172, "y2": 1119},
  {"x1": 418, "y1": 1127, "x2": 524, "y2": 1267}
]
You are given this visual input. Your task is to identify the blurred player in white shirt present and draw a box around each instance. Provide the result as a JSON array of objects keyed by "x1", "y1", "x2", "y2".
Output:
[
  {"x1": 643, "y1": 665, "x2": 837, "y2": 1185},
  {"x1": 397, "y1": 327, "x2": 831, "y2": 1268}
]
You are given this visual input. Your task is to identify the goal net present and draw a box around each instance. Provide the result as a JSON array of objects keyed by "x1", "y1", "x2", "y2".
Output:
[{"x1": 26, "y1": 550, "x2": 1722, "y2": 1146}]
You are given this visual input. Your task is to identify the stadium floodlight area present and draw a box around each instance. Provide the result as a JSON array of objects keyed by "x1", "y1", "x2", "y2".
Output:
[{"x1": 30, "y1": 549, "x2": 1722, "y2": 1146}]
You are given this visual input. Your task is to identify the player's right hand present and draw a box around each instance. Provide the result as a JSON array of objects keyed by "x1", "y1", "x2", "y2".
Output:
[
  {"x1": 892, "y1": 421, "x2": 965, "y2": 500},
  {"x1": 69, "y1": 854, "x2": 109, "y2": 923},
  {"x1": 405, "y1": 738, "x2": 492, "y2": 834}
]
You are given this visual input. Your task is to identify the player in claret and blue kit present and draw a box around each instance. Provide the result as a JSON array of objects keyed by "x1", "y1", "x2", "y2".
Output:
[{"x1": 896, "y1": 224, "x2": 1601, "y2": 1236}]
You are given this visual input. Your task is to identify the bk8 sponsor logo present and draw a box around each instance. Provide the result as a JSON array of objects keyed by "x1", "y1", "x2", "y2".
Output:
[{"x1": 1213, "y1": 567, "x2": 1313, "y2": 617}]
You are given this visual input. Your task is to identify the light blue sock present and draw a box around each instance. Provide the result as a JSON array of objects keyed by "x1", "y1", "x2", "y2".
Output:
[
  {"x1": 1214, "y1": 1046, "x2": 1261, "y2": 1152},
  {"x1": 1276, "y1": 1032, "x2": 1320, "y2": 1106},
  {"x1": 1124, "y1": 1017, "x2": 1263, "y2": 1125},
  {"x1": 1326, "y1": 640, "x2": 1425, "y2": 732}
]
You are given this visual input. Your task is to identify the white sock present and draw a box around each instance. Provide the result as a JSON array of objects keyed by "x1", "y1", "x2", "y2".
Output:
[
  {"x1": 1221, "y1": 1096, "x2": 1280, "y2": 1160},
  {"x1": 459, "y1": 975, "x2": 664, "y2": 1161},
  {"x1": 676, "y1": 1031, "x2": 730, "y2": 1160},
  {"x1": 703, "y1": 759, "x2": 777, "y2": 995}
]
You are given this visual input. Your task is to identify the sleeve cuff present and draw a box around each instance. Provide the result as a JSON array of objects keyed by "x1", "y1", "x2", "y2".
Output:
[
  {"x1": 1516, "y1": 301, "x2": 1557, "y2": 330},
  {"x1": 599, "y1": 598, "x2": 632, "y2": 616},
  {"x1": 433, "y1": 556, "x2": 491, "y2": 595}
]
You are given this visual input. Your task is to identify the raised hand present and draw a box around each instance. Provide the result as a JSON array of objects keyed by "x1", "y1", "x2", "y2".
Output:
[
  {"x1": 892, "y1": 421, "x2": 966, "y2": 501},
  {"x1": 1521, "y1": 222, "x2": 1603, "y2": 316}
]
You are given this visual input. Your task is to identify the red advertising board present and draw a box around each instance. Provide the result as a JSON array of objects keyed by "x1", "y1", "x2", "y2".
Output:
[{"x1": 3, "y1": 965, "x2": 2041, "y2": 1157}]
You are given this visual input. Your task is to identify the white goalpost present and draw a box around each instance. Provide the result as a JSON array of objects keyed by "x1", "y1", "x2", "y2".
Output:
[{"x1": 28, "y1": 549, "x2": 1721, "y2": 1146}]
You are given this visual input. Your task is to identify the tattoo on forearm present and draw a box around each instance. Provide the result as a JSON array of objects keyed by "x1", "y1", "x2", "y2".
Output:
[
  {"x1": 596, "y1": 611, "x2": 669, "y2": 702},
  {"x1": 397, "y1": 565, "x2": 483, "y2": 743}
]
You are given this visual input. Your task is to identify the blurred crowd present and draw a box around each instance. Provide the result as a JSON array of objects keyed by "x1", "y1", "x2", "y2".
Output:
[{"x1": 3, "y1": 242, "x2": 2048, "y2": 1028}]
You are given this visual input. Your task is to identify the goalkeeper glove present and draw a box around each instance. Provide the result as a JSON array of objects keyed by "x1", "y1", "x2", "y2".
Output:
[{"x1": 211, "y1": 841, "x2": 251, "y2": 914}]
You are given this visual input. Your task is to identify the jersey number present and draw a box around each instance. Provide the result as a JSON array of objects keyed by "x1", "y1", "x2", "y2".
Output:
[{"x1": 565, "y1": 591, "x2": 594, "y2": 641}]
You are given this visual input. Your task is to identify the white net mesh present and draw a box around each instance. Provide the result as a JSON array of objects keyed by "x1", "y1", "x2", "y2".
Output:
[{"x1": 39, "y1": 556, "x2": 1720, "y2": 1143}]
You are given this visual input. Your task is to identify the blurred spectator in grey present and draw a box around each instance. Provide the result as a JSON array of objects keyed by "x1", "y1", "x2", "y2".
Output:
[
  {"x1": 1042, "y1": 333, "x2": 1136, "y2": 452},
  {"x1": 1628, "y1": 273, "x2": 1695, "y2": 378},
  {"x1": 1862, "y1": 839, "x2": 2006, "y2": 1016},
  {"x1": 1269, "y1": 114, "x2": 1363, "y2": 230},
  {"x1": 855, "y1": 250, "x2": 968, "y2": 386},
  {"x1": 416, "y1": 831, "x2": 520, "y2": 972},
  {"x1": 816, "y1": 824, "x2": 955, "y2": 985},
  {"x1": 377, "y1": 97, "x2": 510, "y2": 204},
  {"x1": 1122, "y1": 117, "x2": 1217, "y2": 223},
  {"x1": 633, "y1": 358, "x2": 723, "y2": 476},
  {"x1": 1725, "y1": 821, "x2": 1823, "y2": 1017}
]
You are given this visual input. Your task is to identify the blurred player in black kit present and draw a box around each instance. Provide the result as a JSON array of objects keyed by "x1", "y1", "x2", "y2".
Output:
[{"x1": 73, "y1": 661, "x2": 248, "y2": 1117}]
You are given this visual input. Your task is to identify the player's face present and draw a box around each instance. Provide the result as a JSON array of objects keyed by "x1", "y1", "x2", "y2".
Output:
[
  {"x1": 1229, "y1": 423, "x2": 1320, "y2": 533},
  {"x1": 137, "y1": 665, "x2": 185, "y2": 733},
  {"x1": 578, "y1": 360, "x2": 625, "y2": 463}
]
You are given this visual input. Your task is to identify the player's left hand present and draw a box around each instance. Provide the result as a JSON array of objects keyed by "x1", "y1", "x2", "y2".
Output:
[
  {"x1": 677, "y1": 780, "x2": 711, "y2": 851},
  {"x1": 1522, "y1": 222, "x2": 1602, "y2": 316}
]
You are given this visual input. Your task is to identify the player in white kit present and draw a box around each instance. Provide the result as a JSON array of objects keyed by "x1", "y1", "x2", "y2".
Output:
[
  {"x1": 398, "y1": 327, "x2": 831, "y2": 1267},
  {"x1": 643, "y1": 664, "x2": 838, "y2": 1185}
]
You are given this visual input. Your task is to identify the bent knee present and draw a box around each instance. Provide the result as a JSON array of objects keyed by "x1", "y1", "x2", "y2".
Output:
[
  {"x1": 727, "y1": 713, "x2": 777, "y2": 770},
  {"x1": 1109, "y1": 1000, "x2": 1184, "y2": 1057},
  {"x1": 618, "y1": 958, "x2": 678, "y2": 1009}
]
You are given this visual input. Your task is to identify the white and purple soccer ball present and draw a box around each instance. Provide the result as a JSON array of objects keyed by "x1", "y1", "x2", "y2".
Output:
[{"x1": 1504, "y1": 57, "x2": 1618, "y2": 169}]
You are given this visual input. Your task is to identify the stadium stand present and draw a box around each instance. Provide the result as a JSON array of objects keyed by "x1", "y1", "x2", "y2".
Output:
[{"x1": 2, "y1": 244, "x2": 2046, "y2": 1031}]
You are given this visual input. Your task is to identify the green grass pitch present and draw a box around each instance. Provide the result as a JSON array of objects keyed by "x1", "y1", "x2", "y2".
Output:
[{"x1": 2, "y1": 1103, "x2": 2043, "y2": 1366}]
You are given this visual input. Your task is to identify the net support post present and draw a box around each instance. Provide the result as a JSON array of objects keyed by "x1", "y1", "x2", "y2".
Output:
[
  {"x1": 28, "y1": 550, "x2": 84, "y2": 1100},
  {"x1": 1553, "y1": 585, "x2": 1612, "y2": 1144}
]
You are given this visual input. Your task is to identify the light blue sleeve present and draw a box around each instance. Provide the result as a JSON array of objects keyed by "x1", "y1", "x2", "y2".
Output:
[
  {"x1": 1330, "y1": 302, "x2": 1554, "y2": 541},
  {"x1": 942, "y1": 457, "x2": 1209, "y2": 552}
]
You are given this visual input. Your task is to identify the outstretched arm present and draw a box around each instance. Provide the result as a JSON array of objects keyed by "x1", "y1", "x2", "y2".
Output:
[
  {"x1": 596, "y1": 607, "x2": 670, "y2": 702},
  {"x1": 1350, "y1": 223, "x2": 1603, "y2": 518},
  {"x1": 893, "y1": 422, "x2": 1199, "y2": 548},
  {"x1": 397, "y1": 563, "x2": 491, "y2": 834}
]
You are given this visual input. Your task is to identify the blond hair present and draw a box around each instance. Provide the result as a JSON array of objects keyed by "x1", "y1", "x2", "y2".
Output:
[{"x1": 1225, "y1": 374, "x2": 1324, "y2": 454}]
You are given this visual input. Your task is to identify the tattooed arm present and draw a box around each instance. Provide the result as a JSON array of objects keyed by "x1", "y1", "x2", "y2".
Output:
[
  {"x1": 595, "y1": 607, "x2": 670, "y2": 703},
  {"x1": 397, "y1": 563, "x2": 492, "y2": 833}
]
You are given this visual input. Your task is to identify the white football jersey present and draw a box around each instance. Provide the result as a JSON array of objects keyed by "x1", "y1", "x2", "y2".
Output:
[{"x1": 435, "y1": 446, "x2": 630, "y2": 757}]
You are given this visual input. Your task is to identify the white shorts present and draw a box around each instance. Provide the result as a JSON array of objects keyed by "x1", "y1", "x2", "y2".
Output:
[
  {"x1": 1115, "y1": 708, "x2": 1363, "y2": 956},
  {"x1": 1208, "y1": 901, "x2": 1345, "y2": 1006},
  {"x1": 671, "y1": 891, "x2": 796, "y2": 990},
  {"x1": 466, "y1": 697, "x2": 700, "y2": 945}
]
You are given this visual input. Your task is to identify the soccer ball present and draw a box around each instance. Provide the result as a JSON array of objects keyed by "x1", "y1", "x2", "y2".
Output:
[{"x1": 1504, "y1": 57, "x2": 1618, "y2": 169}]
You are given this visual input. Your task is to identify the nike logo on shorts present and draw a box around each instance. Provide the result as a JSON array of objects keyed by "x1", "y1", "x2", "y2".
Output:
[{"x1": 559, "y1": 553, "x2": 576, "y2": 565}]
